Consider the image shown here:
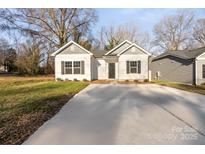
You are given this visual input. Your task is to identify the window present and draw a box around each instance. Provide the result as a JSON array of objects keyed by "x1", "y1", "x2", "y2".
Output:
[
  {"x1": 130, "y1": 61, "x2": 137, "y2": 73},
  {"x1": 63, "y1": 61, "x2": 84, "y2": 75},
  {"x1": 203, "y1": 65, "x2": 205, "y2": 78},
  {"x1": 64, "y1": 61, "x2": 72, "y2": 74},
  {"x1": 74, "y1": 61, "x2": 81, "y2": 74},
  {"x1": 127, "y1": 61, "x2": 141, "y2": 74}
]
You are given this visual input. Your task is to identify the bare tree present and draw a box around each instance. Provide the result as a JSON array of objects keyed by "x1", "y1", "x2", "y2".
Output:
[
  {"x1": 193, "y1": 19, "x2": 205, "y2": 46},
  {"x1": 0, "y1": 8, "x2": 97, "y2": 74},
  {"x1": 99, "y1": 24, "x2": 151, "y2": 50},
  {"x1": 0, "y1": 39, "x2": 17, "y2": 72},
  {"x1": 15, "y1": 39, "x2": 44, "y2": 75},
  {"x1": 0, "y1": 39, "x2": 9, "y2": 67},
  {"x1": 153, "y1": 11, "x2": 195, "y2": 52},
  {"x1": 0, "y1": 8, "x2": 97, "y2": 49}
]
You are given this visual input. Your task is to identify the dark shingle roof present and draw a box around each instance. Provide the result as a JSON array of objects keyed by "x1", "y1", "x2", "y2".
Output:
[{"x1": 152, "y1": 47, "x2": 205, "y2": 61}]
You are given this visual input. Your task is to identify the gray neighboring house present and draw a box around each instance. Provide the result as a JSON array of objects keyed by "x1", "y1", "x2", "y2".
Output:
[{"x1": 150, "y1": 47, "x2": 205, "y2": 85}]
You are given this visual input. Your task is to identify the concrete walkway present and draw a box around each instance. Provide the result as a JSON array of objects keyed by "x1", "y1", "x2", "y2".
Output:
[{"x1": 24, "y1": 84, "x2": 205, "y2": 144}]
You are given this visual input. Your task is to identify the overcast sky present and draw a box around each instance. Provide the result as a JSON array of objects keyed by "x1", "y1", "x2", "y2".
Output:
[{"x1": 94, "y1": 8, "x2": 205, "y2": 36}]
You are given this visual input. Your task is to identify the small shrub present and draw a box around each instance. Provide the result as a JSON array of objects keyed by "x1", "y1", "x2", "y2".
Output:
[
  {"x1": 125, "y1": 79, "x2": 129, "y2": 82},
  {"x1": 134, "y1": 80, "x2": 139, "y2": 83},
  {"x1": 83, "y1": 79, "x2": 88, "y2": 82},
  {"x1": 144, "y1": 79, "x2": 149, "y2": 82},
  {"x1": 73, "y1": 78, "x2": 78, "y2": 81},
  {"x1": 201, "y1": 82, "x2": 205, "y2": 85},
  {"x1": 56, "y1": 78, "x2": 63, "y2": 81}
]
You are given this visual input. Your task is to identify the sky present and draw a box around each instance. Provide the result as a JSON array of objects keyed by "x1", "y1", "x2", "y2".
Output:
[
  {"x1": 1, "y1": 8, "x2": 204, "y2": 49},
  {"x1": 94, "y1": 8, "x2": 205, "y2": 36}
]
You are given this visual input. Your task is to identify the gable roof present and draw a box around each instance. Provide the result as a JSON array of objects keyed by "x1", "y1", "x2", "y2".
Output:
[
  {"x1": 104, "y1": 40, "x2": 132, "y2": 55},
  {"x1": 51, "y1": 40, "x2": 93, "y2": 56},
  {"x1": 117, "y1": 43, "x2": 151, "y2": 56},
  {"x1": 152, "y1": 47, "x2": 205, "y2": 61}
]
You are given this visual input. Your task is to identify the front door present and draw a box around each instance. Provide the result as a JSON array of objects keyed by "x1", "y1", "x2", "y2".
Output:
[{"x1": 108, "y1": 63, "x2": 115, "y2": 79}]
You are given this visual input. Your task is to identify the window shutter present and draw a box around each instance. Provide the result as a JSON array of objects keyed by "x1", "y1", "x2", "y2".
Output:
[
  {"x1": 203, "y1": 65, "x2": 205, "y2": 78},
  {"x1": 126, "y1": 61, "x2": 130, "y2": 74},
  {"x1": 81, "y1": 61, "x2": 85, "y2": 74},
  {"x1": 61, "y1": 61, "x2": 64, "y2": 74},
  {"x1": 138, "y1": 61, "x2": 141, "y2": 74}
]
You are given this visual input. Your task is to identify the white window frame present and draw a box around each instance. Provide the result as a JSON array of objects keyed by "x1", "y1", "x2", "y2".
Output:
[
  {"x1": 64, "y1": 61, "x2": 72, "y2": 74},
  {"x1": 129, "y1": 61, "x2": 138, "y2": 74},
  {"x1": 64, "y1": 61, "x2": 82, "y2": 75},
  {"x1": 73, "y1": 61, "x2": 81, "y2": 74}
]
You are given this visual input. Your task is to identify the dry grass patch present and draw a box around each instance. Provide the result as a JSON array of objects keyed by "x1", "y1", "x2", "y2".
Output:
[
  {"x1": 0, "y1": 76, "x2": 88, "y2": 144},
  {"x1": 153, "y1": 80, "x2": 205, "y2": 95}
]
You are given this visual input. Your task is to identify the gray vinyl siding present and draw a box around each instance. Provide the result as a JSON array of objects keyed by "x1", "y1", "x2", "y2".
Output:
[
  {"x1": 151, "y1": 55, "x2": 194, "y2": 84},
  {"x1": 109, "y1": 42, "x2": 131, "y2": 55},
  {"x1": 122, "y1": 46, "x2": 146, "y2": 55},
  {"x1": 196, "y1": 59, "x2": 205, "y2": 85},
  {"x1": 59, "y1": 44, "x2": 88, "y2": 55}
]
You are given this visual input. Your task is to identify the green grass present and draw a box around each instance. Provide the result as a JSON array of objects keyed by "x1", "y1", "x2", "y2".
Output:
[
  {"x1": 0, "y1": 77, "x2": 89, "y2": 144},
  {"x1": 153, "y1": 80, "x2": 205, "y2": 95}
]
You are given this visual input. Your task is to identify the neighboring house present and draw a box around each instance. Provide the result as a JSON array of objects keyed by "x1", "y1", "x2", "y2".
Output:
[
  {"x1": 51, "y1": 40, "x2": 151, "y2": 81},
  {"x1": 150, "y1": 47, "x2": 205, "y2": 85}
]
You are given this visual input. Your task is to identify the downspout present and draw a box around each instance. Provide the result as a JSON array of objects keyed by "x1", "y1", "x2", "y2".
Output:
[
  {"x1": 148, "y1": 56, "x2": 151, "y2": 81},
  {"x1": 118, "y1": 57, "x2": 119, "y2": 80},
  {"x1": 195, "y1": 59, "x2": 197, "y2": 85}
]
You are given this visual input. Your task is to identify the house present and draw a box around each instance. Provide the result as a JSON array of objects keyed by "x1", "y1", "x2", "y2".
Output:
[
  {"x1": 150, "y1": 47, "x2": 205, "y2": 85},
  {"x1": 51, "y1": 40, "x2": 151, "y2": 81}
]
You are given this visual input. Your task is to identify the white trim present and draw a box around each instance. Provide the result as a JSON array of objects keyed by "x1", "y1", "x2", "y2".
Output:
[
  {"x1": 196, "y1": 51, "x2": 205, "y2": 60},
  {"x1": 104, "y1": 40, "x2": 132, "y2": 55},
  {"x1": 195, "y1": 59, "x2": 198, "y2": 85},
  {"x1": 117, "y1": 43, "x2": 151, "y2": 56},
  {"x1": 51, "y1": 40, "x2": 93, "y2": 56},
  {"x1": 64, "y1": 61, "x2": 72, "y2": 74},
  {"x1": 64, "y1": 61, "x2": 83, "y2": 75}
]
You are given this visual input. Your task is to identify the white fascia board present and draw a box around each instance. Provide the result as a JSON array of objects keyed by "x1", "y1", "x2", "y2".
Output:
[
  {"x1": 51, "y1": 40, "x2": 93, "y2": 56},
  {"x1": 117, "y1": 43, "x2": 151, "y2": 56},
  {"x1": 196, "y1": 51, "x2": 205, "y2": 60},
  {"x1": 105, "y1": 40, "x2": 132, "y2": 55}
]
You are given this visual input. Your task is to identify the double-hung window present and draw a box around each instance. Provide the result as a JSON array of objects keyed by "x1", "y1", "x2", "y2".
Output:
[
  {"x1": 126, "y1": 61, "x2": 141, "y2": 74},
  {"x1": 74, "y1": 61, "x2": 81, "y2": 74},
  {"x1": 64, "y1": 61, "x2": 72, "y2": 74},
  {"x1": 62, "y1": 61, "x2": 84, "y2": 75},
  {"x1": 130, "y1": 61, "x2": 137, "y2": 73}
]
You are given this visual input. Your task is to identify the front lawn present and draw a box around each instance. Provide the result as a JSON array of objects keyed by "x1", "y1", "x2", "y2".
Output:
[
  {"x1": 153, "y1": 80, "x2": 205, "y2": 95},
  {"x1": 0, "y1": 76, "x2": 89, "y2": 144}
]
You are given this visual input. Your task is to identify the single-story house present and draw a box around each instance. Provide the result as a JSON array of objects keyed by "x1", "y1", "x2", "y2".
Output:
[
  {"x1": 150, "y1": 47, "x2": 205, "y2": 85},
  {"x1": 51, "y1": 40, "x2": 151, "y2": 81}
]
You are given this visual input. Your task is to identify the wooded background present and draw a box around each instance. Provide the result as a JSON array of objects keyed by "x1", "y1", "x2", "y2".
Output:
[{"x1": 0, "y1": 9, "x2": 204, "y2": 75}]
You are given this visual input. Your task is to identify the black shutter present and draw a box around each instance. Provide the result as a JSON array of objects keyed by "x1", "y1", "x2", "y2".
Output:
[
  {"x1": 126, "y1": 61, "x2": 130, "y2": 74},
  {"x1": 138, "y1": 61, "x2": 141, "y2": 74},
  {"x1": 61, "y1": 61, "x2": 64, "y2": 74},
  {"x1": 203, "y1": 65, "x2": 205, "y2": 78},
  {"x1": 81, "y1": 61, "x2": 84, "y2": 74}
]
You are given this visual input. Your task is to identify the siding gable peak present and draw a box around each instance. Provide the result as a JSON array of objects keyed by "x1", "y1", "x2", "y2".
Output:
[
  {"x1": 51, "y1": 40, "x2": 93, "y2": 56},
  {"x1": 117, "y1": 43, "x2": 151, "y2": 56}
]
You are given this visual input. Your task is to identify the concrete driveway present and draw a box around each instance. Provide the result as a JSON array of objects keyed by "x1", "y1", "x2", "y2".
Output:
[{"x1": 24, "y1": 84, "x2": 205, "y2": 144}]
